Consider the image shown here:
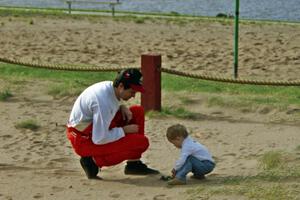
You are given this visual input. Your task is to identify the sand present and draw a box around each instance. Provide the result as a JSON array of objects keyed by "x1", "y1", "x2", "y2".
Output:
[
  {"x1": 0, "y1": 15, "x2": 300, "y2": 200},
  {"x1": 0, "y1": 15, "x2": 300, "y2": 81}
]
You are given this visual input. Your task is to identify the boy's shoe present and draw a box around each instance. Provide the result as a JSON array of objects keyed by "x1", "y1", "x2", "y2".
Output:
[
  {"x1": 167, "y1": 178, "x2": 186, "y2": 185},
  {"x1": 160, "y1": 175, "x2": 173, "y2": 181},
  {"x1": 80, "y1": 157, "x2": 99, "y2": 179},
  {"x1": 124, "y1": 161, "x2": 160, "y2": 175},
  {"x1": 191, "y1": 174, "x2": 206, "y2": 180}
]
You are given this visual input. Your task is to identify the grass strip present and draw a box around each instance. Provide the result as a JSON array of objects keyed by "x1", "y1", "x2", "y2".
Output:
[
  {"x1": 1, "y1": 63, "x2": 300, "y2": 109},
  {"x1": 187, "y1": 150, "x2": 300, "y2": 200}
]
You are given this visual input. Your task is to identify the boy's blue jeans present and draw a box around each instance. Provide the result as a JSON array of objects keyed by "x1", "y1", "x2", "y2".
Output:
[{"x1": 176, "y1": 156, "x2": 215, "y2": 181}]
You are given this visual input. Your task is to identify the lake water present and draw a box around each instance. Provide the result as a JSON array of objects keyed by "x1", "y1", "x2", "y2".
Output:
[{"x1": 0, "y1": 0, "x2": 299, "y2": 22}]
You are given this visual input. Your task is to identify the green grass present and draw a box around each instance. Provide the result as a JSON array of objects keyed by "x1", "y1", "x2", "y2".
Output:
[
  {"x1": 1, "y1": 63, "x2": 300, "y2": 111},
  {"x1": 163, "y1": 73, "x2": 300, "y2": 110},
  {"x1": 206, "y1": 95, "x2": 288, "y2": 112},
  {"x1": 146, "y1": 106, "x2": 201, "y2": 119},
  {"x1": 162, "y1": 106, "x2": 200, "y2": 119},
  {"x1": 47, "y1": 78, "x2": 104, "y2": 97},
  {"x1": 0, "y1": 6, "x2": 65, "y2": 17},
  {"x1": 0, "y1": 63, "x2": 114, "y2": 81},
  {"x1": 187, "y1": 150, "x2": 300, "y2": 200},
  {"x1": 15, "y1": 119, "x2": 40, "y2": 131},
  {"x1": 47, "y1": 82, "x2": 85, "y2": 98},
  {"x1": 259, "y1": 151, "x2": 284, "y2": 170},
  {"x1": 189, "y1": 184, "x2": 295, "y2": 200},
  {"x1": 29, "y1": 19, "x2": 34, "y2": 25},
  {"x1": 133, "y1": 18, "x2": 145, "y2": 24},
  {"x1": 0, "y1": 89, "x2": 13, "y2": 101},
  {"x1": 179, "y1": 96, "x2": 199, "y2": 105},
  {"x1": 187, "y1": 177, "x2": 299, "y2": 200},
  {"x1": 162, "y1": 73, "x2": 299, "y2": 97},
  {"x1": 0, "y1": 63, "x2": 115, "y2": 97}
]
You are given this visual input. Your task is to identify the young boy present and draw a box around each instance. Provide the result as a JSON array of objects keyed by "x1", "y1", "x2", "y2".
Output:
[{"x1": 166, "y1": 124, "x2": 215, "y2": 185}]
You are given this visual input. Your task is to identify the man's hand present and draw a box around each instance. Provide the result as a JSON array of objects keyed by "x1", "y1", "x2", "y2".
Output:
[
  {"x1": 171, "y1": 168, "x2": 176, "y2": 178},
  {"x1": 122, "y1": 124, "x2": 139, "y2": 134},
  {"x1": 120, "y1": 105, "x2": 132, "y2": 123}
]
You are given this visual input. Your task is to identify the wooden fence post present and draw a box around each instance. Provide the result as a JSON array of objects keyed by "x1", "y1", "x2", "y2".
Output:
[{"x1": 141, "y1": 54, "x2": 161, "y2": 112}]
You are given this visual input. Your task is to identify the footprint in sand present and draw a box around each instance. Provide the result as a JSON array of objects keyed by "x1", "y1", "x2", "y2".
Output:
[
  {"x1": 246, "y1": 131, "x2": 254, "y2": 136},
  {"x1": 286, "y1": 108, "x2": 300, "y2": 115},
  {"x1": 0, "y1": 135, "x2": 13, "y2": 140},
  {"x1": 53, "y1": 169, "x2": 78, "y2": 176},
  {"x1": 50, "y1": 158, "x2": 71, "y2": 163},
  {"x1": 153, "y1": 194, "x2": 169, "y2": 200},
  {"x1": 137, "y1": 192, "x2": 145, "y2": 197},
  {"x1": 33, "y1": 193, "x2": 43, "y2": 199},
  {"x1": 2, "y1": 195, "x2": 13, "y2": 200},
  {"x1": 222, "y1": 153, "x2": 237, "y2": 157},
  {"x1": 12, "y1": 155, "x2": 20, "y2": 160},
  {"x1": 109, "y1": 192, "x2": 121, "y2": 198},
  {"x1": 239, "y1": 147, "x2": 246, "y2": 151},
  {"x1": 51, "y1": 186, "x2": 64, "y2": 192}
]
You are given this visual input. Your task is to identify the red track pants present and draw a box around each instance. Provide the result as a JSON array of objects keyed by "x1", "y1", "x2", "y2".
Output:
[{"x1": 66, "y1": 105, "x2": 149, "y2": 167}]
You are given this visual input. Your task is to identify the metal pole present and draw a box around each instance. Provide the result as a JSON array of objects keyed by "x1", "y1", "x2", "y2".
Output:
[
  {"x1": 111, "y1": 4, "x2": 115, "y2": 17},
  {"x1": 233, "y1": 0, "x2": 239, "y2": 79},
  {"x1": 67, "y1": 1, "x2": 72, "y2": 14}
]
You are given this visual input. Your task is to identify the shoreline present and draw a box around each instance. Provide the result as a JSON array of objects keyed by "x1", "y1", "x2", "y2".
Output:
[{"x1": 0, "y1": 6, "x2": 300, "y2": 24}]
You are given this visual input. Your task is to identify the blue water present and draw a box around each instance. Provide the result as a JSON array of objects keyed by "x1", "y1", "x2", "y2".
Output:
[{"x1": 0, "y1": 0, "x2": 299, "y2": 22}]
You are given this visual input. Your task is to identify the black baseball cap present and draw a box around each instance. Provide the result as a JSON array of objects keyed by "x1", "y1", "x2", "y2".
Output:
[{"x1": 118, "y1": 68, "x2": 145, "y2": 93}]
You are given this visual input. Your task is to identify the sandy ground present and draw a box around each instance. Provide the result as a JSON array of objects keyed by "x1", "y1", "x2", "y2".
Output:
[
  {"x1": 0, "y1": 15, "x2": 300, "y2": 200},
  {"x1": 0, "y1": 15, "x2": 300, "y2": 81}
]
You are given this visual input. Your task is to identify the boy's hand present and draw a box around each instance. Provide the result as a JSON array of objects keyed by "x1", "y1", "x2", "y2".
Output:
[{"x1": 171, "y1": 168, "x2": 176, "y2": 178}]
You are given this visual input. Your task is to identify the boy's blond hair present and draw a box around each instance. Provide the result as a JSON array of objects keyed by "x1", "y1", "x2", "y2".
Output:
[{"x1": 166, "y1": 124, "x2": 188, "y2": 140}]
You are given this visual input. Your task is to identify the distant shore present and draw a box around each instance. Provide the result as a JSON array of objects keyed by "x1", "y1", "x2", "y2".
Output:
[
  {"x1": 1, "y1": 6, "x2": 300, "y2": 24},
  {"x1": 1, "y1": 0, "x2": 300, "y2": 21}
]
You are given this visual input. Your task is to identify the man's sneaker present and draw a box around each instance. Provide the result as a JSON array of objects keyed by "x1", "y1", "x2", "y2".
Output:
[
  {"x1": 124, "y1": 161, "x2": 160, "y2": 175},
  {"x1": 80, "y1": 157, "x2": 99, "y2": 179}
]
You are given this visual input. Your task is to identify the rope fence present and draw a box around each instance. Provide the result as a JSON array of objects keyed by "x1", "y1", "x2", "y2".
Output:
[
  {"x1": 161, "y1": 68, "x2": 300, "y2": 86},
  {"x1": 1, "y1": 56, "x2": 300, "y2": 86},
  {"x1": 0, "y1": 57, "x2": 132, "y2": 72}
]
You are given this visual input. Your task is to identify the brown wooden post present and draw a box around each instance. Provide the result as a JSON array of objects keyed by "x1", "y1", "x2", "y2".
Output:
[{"x1": 141, "y1": 54, "x2": 161, "y2": 112}]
